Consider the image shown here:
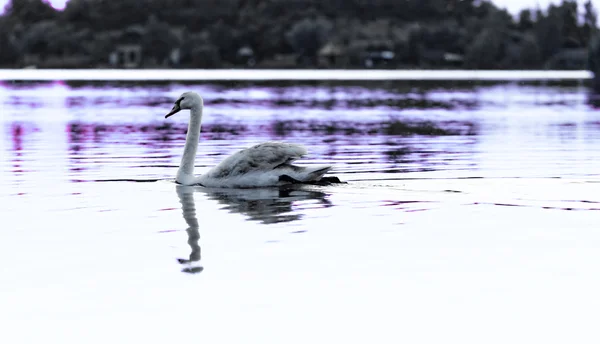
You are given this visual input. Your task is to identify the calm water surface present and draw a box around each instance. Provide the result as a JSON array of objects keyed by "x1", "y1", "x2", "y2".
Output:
[{"x1": 1, "y1": 80, "x2": 600, "y2": 343}]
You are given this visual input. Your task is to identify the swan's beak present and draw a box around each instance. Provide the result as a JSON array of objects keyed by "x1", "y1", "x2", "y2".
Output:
[{"x1": 165, "y1": 104, "x2": 181, "y2": 118}]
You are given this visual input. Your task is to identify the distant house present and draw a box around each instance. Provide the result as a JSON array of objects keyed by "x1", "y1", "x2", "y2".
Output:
[
  {"x1": 363, "y1": 49, "x2": 395, "y2": 68},
  {"x1": 108, "y1": 24, "x2": 184, "y2": 68},
  {"x1": 443, "y1": 52, "x2": 464, "y2": 66},
  {"x1": 420, "y1": 48, "x2": 464, "y2": 68},
  {"x1": 109, "y1": 26, "x2": 144, "y2": 68},
  {"x1": 318, "y1": 42, "x2": 345, "y2": 66},
  {"x1": 362, "y1": 42, "x2": 395, "y2": 68}
]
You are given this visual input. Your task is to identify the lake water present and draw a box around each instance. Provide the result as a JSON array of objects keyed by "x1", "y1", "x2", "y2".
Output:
[{"x1": 1, "y1": 79, "x2": 600, "y2": 343}]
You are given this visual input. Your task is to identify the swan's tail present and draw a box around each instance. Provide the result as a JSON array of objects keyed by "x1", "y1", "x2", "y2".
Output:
[
  {"x1": 277, "y1": 164, "x2": 333, "y2": 184},
  {"x1": 303, "y1": 165, "x2": 332, "y2": 181}
]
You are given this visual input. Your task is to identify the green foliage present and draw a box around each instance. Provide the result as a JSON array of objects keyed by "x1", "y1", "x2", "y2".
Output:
[
  {"x1": 286, "y1": 17, "x2": 332, "y2": 63},
  {"x1": 0, "y1": 17, "x2": 18, "y2": 65},
  {"x1": 85, "y1": 32, "x2": 112, "y2": 64},
  {"x1": 4, "y1": 0, "x2": 57, "y2": 24},
  {"x1": 465, "y1": 28, "x2": 503, "y2": 69},
  {"x1": 518, "y1": 10, "x2": 534, "y2": 31},
  {"x1": 142, "y1": 16, "x2": 180, "y2": 64},
  {"x1": 209, "y1": 20, "x2": 236, "y2": 63},
  {"x1": 583, "y1": 0, "x2": 598, "y2": 43},
  {"x1": 179, "y1": 32, "x2": 221, "y2": 68},
  {"x1": 534, "y1": 12, "x2": 563, "y2": 61},
  {"x1": 519, "y1": 35, "x2": 542, "y2": 68},
  {"x1": 588, "y1": 34, "x2": 600, "y2": 74},
  {"x1": 19, "y1": 20, "x2": 79, "y2": 56},
  {"x1": 190, "y1": 46, "x2": 221, "y2": 68}
]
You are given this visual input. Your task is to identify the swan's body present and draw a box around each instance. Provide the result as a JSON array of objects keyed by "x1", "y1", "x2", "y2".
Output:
[{"x1": 166, "y1": 92, "x2": 331, "y2": 188}]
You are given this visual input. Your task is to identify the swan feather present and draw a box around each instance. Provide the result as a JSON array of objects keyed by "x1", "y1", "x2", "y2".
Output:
[
  {"x1": 195, "y1": 142, "x2": 330, "y2": 188},
  {"x1": 207, "y1": 142, "x2": 307, "y2": 178}
]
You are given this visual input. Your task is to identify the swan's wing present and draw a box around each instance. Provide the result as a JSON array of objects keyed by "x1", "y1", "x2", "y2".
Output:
[{"x1": 207, "y1": 142, "x2": 308, "y2": 178}]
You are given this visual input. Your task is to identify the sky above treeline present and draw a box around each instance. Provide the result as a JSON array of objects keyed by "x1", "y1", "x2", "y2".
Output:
[{"x1": 0, "y1": 0, "x2": 597, "y2": 16}]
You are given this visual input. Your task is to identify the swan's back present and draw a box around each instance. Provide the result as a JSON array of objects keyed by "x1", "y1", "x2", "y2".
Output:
[
  {"x1": 199, "y1": 142, "x2": 330, "y2": 188},
  {"x1": 208, "y1": 142, "x2": 307, "y2": 178}
]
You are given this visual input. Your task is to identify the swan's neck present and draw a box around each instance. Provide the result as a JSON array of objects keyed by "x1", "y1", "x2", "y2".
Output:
[{"x1": 177, "y1": 105, "x2": 203, "y2": 183}]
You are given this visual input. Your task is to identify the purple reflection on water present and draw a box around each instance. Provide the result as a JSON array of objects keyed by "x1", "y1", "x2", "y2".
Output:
[{"x1": 1, "y1": 80, "x2": 600, "y2": 188}]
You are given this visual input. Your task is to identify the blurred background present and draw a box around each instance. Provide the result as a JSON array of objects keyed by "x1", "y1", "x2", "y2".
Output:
[{"x1": 0, "y1": 0, "x2": 599, "y2": 71}]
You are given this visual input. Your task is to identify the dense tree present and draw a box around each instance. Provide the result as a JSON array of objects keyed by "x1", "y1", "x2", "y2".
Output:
[
  {"x1": 4, "y1": 0, "x2": 57, "y2": 24},
  {"x1": 142, "y1": 16, "x2": 180, "y2": 65},
  {"x1": 0, "y1": 17, "x2": 18, "y2": 65},
  {"x1": 286, "y1": 17, "x2": 332, "y2": 65},
  {"x1": 19, "y1": 20, "x2": 65, "y2": 57},
  {"x1": 519, "y1": 34, "x2": 542, "y2": 68},
  {"x1": 589, "y1": 34, "x2": 600, "y2": 89},
  {"x1": 559, "y1": 0, "x2": 581, "y2": 47},
  {"x1": 0, "y1": 0, "x2": 598, "y2": 69},
  {"x1": 518, "y1": 10, "x2": 534, "y2": 32},
  {"x1": 583, "y1": 0, "x2": 598, "y2": 43},
  {"x1": 209, "y1": 20, "x2": 236, "y2": 63},
  {"x1": 465, "y1": 28, "x2": 503, "y2": 69},
  {"x1": 534, "y1": 11, "x2": 563, "y2": 62}
]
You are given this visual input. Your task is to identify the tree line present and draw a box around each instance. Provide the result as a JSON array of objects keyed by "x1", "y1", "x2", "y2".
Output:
[{"x1": 0, "y1": 0, "x2": 598, "y2": 69}]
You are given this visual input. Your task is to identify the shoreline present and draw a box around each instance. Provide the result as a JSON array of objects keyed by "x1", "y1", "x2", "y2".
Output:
[{"x1": 0, "y1": 69, "x2": 593, "y2": 81}]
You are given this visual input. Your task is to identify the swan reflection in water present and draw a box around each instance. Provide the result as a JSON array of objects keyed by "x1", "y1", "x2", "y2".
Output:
[
  {"x1": 174, "y1": 184, "x2": 333, "y2": 273},
  {"x1": 176, "y1": 185, "x2": 203, "y2": 274},
  {"x1": 204, "y1": 186, "x2": 332, "y2": 224}
]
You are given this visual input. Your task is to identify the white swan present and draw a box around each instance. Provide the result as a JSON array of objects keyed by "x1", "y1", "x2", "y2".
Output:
[{"x1": 165, "y1": 91, "x2": 332, "y2": 188}]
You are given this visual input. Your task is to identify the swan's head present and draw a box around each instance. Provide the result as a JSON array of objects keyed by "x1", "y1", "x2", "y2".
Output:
[{"x1": 165, "y1": 92, "x2": 203, "y2": 118}]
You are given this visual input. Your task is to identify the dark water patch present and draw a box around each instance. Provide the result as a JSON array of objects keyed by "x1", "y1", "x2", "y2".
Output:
[
  {"x1": 525, "y1": 79, "x2": 590, "y2": 87},
  {"x1": 383, "y1": 200, "x2": 429, "y2": 206},
  {"x1": 53, "y1": 78, "x2": 582, "y2": 94},
  {"x1": 472, "y1": 202, "x2": 525, "y2": 207},
  {"x1": 267, "y1": 97, "x2": 474, "y2": 110},
  {"x1": 92, "y1": 179, "x2": 160, "y2": 182},
  {"x1": 55, "y1": 79, "x2": 508, "y2": 90},
  {"x1": 473, "y1": 201, "x2": 600, "y2": 211},
  {"x1": 207, "y1": 123, "x2": 248, "y2": 136},
  {"x1": 245, "y1": 97, "x2": 477, "y2": 110},
  {"x1": 272, "y1": 119, "x2": 477, "y2": 137},
  {"x1": 536, "y1": 100, "x2": 578, "y2": 106},
  {"x1": 57, "y1": 91, "x2": 479, "y2": 111},
  {"x1": 385, "y1": 120, "x2": 449, "y2": 136},
  {"x1": 381, "y1": 200, "x2": 435, "y2": 213},
  {"x1": 5, "y1": 96, "x2": 44, "y2": 108},
  {"x1": 65, "y1": 95, "x2": 177, "y2": 109},
  {"x1": 208, "y1": 98, "x2": 251, "y2": 106},
  {"x1": 345, "y1": 98, "x2": 478, "y2": 110},
  {"x1": 552, "y1": 122, "x2": 577, "y2": 128},
  {"x1": 347, "y1": 176, "x2": 485, "y2": 182},
  {"x1": 1, "y1": 80, "x2": 55, "y2": 88},
  {"x1": 64, "y1": 80, "x2": 176, "y2": 89},
  {"x1": 493, "y1": 203, "x2": 521, "y2": 207},
  {"x1": 385, "y1": 147, "x2": 411, "y2": 163},
  {"x1": 67, "y1": 121, "x2": 248, "y2": 144}
]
